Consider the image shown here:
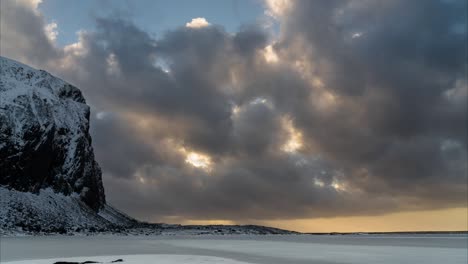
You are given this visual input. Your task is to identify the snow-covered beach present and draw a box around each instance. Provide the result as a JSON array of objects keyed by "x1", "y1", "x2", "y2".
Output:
[{"x1": 2, "y1": 234, "x2": 467, "y2": 264}]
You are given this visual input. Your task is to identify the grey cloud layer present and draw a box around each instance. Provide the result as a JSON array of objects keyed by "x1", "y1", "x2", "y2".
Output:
[
  {"x1": 1, "y1": 0, "x2": 466, "y2": 222},
  {"x1": 279, "y1": 0, "x2": 467, "y2": 202}
]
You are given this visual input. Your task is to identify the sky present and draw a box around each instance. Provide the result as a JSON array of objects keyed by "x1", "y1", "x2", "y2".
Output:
[{"x1": 1, "y1": 0, "x2": 467, "y2": 232}]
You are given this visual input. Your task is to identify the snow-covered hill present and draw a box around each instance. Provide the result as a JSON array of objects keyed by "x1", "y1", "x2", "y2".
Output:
[{"x1": 0, "y1": 187, "x2": 136, "y2": 235}]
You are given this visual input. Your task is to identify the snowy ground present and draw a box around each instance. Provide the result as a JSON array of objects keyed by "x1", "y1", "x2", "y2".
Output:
[
  {"x1": 1, "y1": 254, "x2": 250, "y2": 264},
  {"x1": 1, "y1": 234, "x2": 467, "y2": 264}
]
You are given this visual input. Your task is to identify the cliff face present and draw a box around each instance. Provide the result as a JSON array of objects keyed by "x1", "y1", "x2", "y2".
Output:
[{"x1": 0, "y1": 56, "x2": 105, "y2": 211}]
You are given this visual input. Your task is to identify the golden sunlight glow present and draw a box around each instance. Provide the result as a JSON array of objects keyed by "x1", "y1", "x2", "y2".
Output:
[
  {"x1": 259, "y1": 208, "x2": 468, "y2": 233},
  {"x1": 281, "y1": 117, "x2": 303, "y2": 153},
  {"x1": 123, "y1": 113, "x2": 217, "y2": 172},
  {"x1": 179, "y1": 147, "x2": 213, "y2": 171},
  {"x1": 331, "y1": 179, "x2": 346, "y2": 191},
  {"x1": 182, "y1": 219, "x2": 236, "y2": 225},
  {"x1": 168, "y1": 208, "x2": 468, "y2": 233},
  {"x1": 186, "y1": 152, "x2": 211, "y2": 169},
  {"x1": 283, "y1": 135, "x2": 302, "y2": 153},
  {"x1": 262, "y1": 45, "x2": 279, "y2": 63}
]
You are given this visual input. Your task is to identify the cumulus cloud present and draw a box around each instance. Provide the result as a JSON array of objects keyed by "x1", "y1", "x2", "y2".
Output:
[
  {"x1": 1, "y1": 0, "x2": 466, "y2": 222},
  {"x1": 185, "y1": 17, "x2": 210, "y2": 28}
]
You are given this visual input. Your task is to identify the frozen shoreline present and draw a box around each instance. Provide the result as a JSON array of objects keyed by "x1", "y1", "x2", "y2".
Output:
[{"x1": 1, "y1": 234, "x2": 467, "y2": 264}]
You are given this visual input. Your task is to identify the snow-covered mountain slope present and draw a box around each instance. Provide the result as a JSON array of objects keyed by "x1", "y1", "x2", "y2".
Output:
[
  {"x1": 0, "y1": 56, "x2": 138, "y2": 234},
  {"x1": 0, "y1": 56, "x2": 104, "y2": 210},
  {"x1": 0, "y1": 187, "x2": 136, "y2": 235},
  {"x1": 0, "y1": 182, "x2": 294, "y2": 235}
]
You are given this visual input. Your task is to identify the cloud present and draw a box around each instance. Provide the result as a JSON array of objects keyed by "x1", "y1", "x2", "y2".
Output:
[
  {"x1": 44, "y1": 21, "x2": 58, "y2": 42},
  {"x1": 271, "y1": 0, "x2": 467, "y2": 201},
  {"x1": 1, "y1": 0, "x2": 466, "y2": 222},
  {"x1": 186, "y1": 17, "x2": 210, "y2": 28},
  {"x1": 264, "y1": 0, "x2": 292, "y2": 18},
  {"x1": 0, "y1": 0, "x2": 60, "y2": 66}
]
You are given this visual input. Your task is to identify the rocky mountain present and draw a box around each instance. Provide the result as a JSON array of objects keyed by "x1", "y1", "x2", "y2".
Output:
[
  {"x1": 0, "y1": 56, "x2": 104, "y2": 210},
  {"x1": 0, "y1": 56, "x2": 136, "y2": 234},
  {"x1": 0, "y1": 56, "x2": 296, "y2": 236}
]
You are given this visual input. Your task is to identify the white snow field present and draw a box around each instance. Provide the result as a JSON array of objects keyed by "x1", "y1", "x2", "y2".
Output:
[
  {"x1": 1, "y1": 234, "x2": 467, "y2": 264},
  {"x1": 1, "y1": 254, "x2": 250, "y2": 264}
]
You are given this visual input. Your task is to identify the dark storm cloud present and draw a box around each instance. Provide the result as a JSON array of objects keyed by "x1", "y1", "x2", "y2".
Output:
[
  {"x1": 232, "y1": 25, "x2": 268, "y2": 57},
  {"x1": 90, "y1": 114, "x2": 158, "y2": 178},
  {"x1": 1, "y1": 0, "x2": 466, "y2": 221},
  {"x1": 55, "y1": 19, "x2": 240, "y2": 155},
  {"x1": 273, "y1": 0, "x2": 467, "y2": 204},
  {"x1": 231, "y1": 101, "x2": 283, "y2": 155}
]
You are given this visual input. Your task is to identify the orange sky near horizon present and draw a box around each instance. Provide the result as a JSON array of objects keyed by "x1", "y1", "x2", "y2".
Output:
[{"x1": 181, "y1": 207, "x2": 468, "y2": 233}]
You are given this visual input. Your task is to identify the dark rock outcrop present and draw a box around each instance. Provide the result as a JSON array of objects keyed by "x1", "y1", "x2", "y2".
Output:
[{"x1": 0, "y1": 56, "x2": 105, "y2": 211}]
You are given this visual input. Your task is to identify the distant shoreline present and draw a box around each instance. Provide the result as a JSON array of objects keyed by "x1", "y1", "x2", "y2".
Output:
[{"x1": 305, "y1": 231, "x2": 468, "y2": 235}]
